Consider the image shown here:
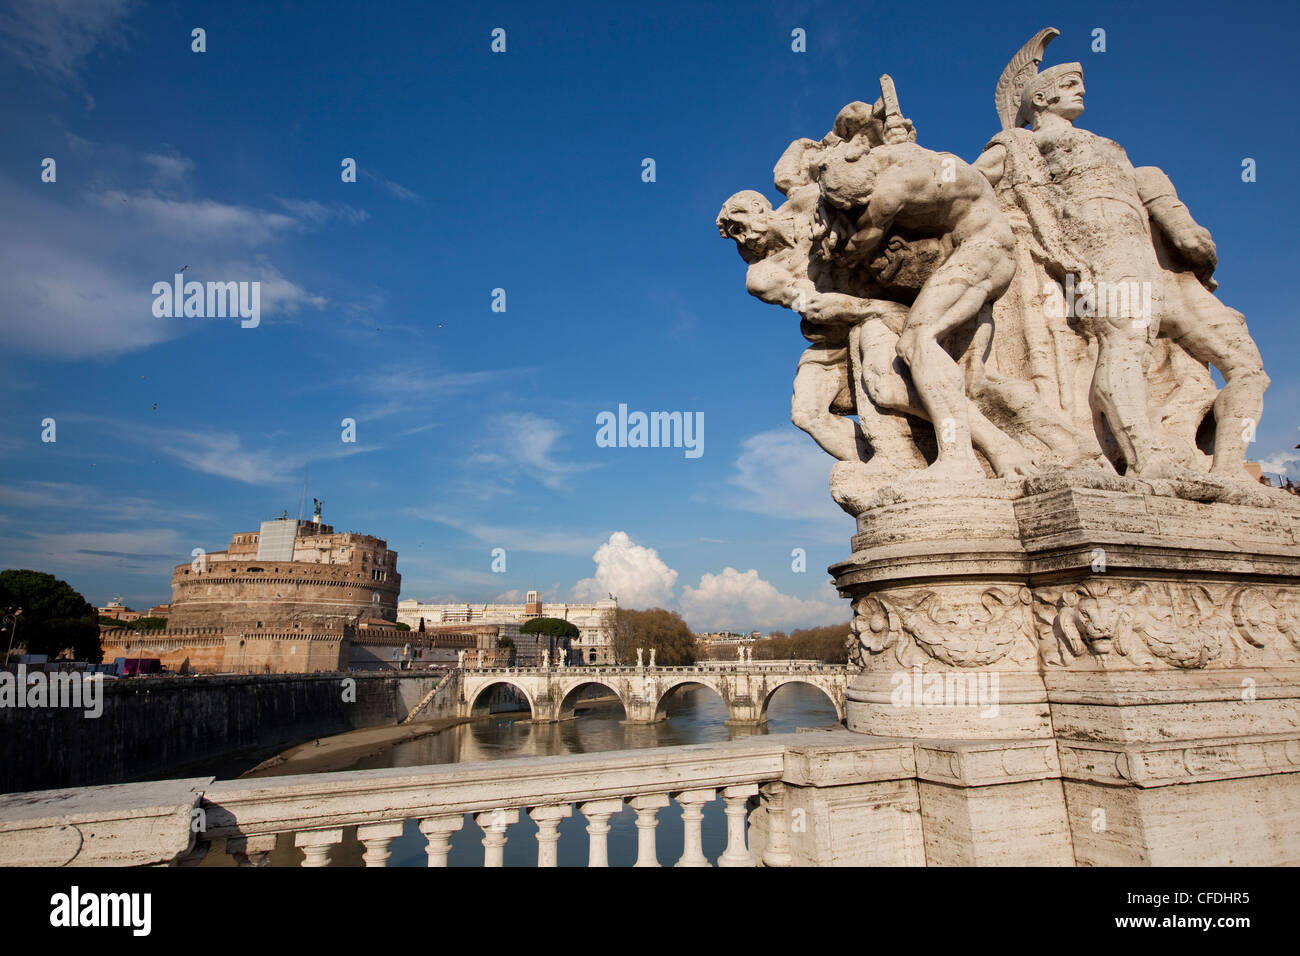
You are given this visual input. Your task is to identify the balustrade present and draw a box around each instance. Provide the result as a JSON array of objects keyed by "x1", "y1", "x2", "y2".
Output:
[{"x1": 0, "y1": 735, "x2": 801, "y2": 868}]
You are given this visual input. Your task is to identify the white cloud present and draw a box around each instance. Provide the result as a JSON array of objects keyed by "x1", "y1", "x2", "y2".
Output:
[
  {"x1": 572, "y1": 531, "x2": 678, "y2": 608},
  {"x1": 273, "y1": 197, "x2": 370, "y2": 226},
  {"x1": 0, "y1": 526, "x2": 186, "y2": 574},
  {"x1": 0, "y1": 481, "x2": 206, "y2": 524},
  {"x1": 0, "y1": 166, "x2": 329, "y2": 359},
  {"x1": 406, "y1": 510, "x2": 602, "y2": 557},
  {"x1": 728, "y1": 429, "x2": 854, "y2": 537},
  {"x1": 91, "y1": 190, "x2": 299, "y2": 243},
  {"x1": 679, "y1": 566, "x2": 846, "y2": 632},
  {"x1": 360, "y1": 168, "x2": 422, "y2": 203},
  {"x1": 0, "y1": 227, "x2": 175, "y2": 358},
  {"x1": 55, "y1": 416, "x2": 370, "y2": 486},
  {"x1": 0, "y1": 0, "x2": 133, "y2": 83},
  {"x1": 1258, "y1": 448, "x2": 1300, "y2": 482},
  {"x1": 567, "y1": 531, "x2": 844, "y2": 632},
  {"x1": 142, "y1": 152, "x2": 195, "y2": 185},
  {"x1": 471, "y1": 414, "x2": 592, "y2": 492},
  {"x1": 234, "y1": 258, "x2": 328, "y2": 314}
]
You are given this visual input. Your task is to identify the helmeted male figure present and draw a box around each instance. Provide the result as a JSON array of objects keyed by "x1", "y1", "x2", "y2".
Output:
[{"x1": 975, "y1": 31, "x2": 1268, "y2": 479}]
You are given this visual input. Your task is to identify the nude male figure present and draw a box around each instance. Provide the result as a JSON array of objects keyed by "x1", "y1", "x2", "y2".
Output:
[
  {"x1": 716, "y1": 185, "x2": 863, "y2": 462},
  {"x1": 975, "y1": 62, "x2": 1267, "y2": 479},
  {"x1": 718, "y1": 178, "x2": 952, "y2": 471},
  {"x1": 819, "y1": 138, "x2": 1019, "y2": 480}
]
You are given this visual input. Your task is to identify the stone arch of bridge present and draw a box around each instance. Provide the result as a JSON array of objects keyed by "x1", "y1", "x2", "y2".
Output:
[
  {"x1": 761, "y1": 678, "x2": 844, "y2": 724},
  {"x1": 556, "y1": 680, "x2": 628, "y2": 720},
  {"x1": 652, "y1": 678, "x2": 727, "y2": 721},
  {"x1": 466, "y1": 679, "x2": 537, "y2": 719}
]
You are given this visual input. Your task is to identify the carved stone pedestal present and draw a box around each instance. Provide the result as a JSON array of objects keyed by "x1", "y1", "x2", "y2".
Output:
[{"x1": 819, "y1": 477, "x2": 1300, "y2": 865}]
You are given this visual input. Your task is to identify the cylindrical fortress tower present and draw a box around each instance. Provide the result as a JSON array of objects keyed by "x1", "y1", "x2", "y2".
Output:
[{"x1": 167, "y1": 514, "x2": 401, "y2": 632}]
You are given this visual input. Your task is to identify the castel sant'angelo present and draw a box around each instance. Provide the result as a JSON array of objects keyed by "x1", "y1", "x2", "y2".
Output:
[{"x1": 100, "y1": 501, "x2": 412, "y2": 673}]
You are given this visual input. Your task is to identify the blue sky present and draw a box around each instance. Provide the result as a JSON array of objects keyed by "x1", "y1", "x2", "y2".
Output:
[{"x1": 1, "y1": 0, "x2": 1297, "y2": 631}]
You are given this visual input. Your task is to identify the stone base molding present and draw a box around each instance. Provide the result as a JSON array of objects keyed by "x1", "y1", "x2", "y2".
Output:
[{"x1": 815, "y1": 482, "x2": 1300, "y2": 864}]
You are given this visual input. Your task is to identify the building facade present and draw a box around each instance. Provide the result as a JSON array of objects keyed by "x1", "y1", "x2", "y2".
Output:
[
  {"x1": 397, "y1": 590, "x2": 618, "y2": 665},
  {"x1": 97, "y1": 600, "x2": 140, "y2": 623}
]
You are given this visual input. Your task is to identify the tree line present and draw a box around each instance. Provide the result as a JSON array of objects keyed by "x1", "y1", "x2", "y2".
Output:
[
  {"x1": 699, "y1": 623, "x2": 850, "y2": 663},
  {"x1": 1, "y1": 569, "x2": 101, "y2": 662}
]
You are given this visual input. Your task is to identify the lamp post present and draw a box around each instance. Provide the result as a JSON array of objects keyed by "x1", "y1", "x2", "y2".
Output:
[{"x1": 3, "y1": 608, "x2": 22, "y2": 667}]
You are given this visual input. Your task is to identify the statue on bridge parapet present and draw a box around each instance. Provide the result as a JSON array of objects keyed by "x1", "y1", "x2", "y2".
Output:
[
  {"x1": 717, "y1": 27, "x2": 1300, "y2": 738},
  {"x1": 718, "y1": 42, "x2": 1284, "y2": 513}
]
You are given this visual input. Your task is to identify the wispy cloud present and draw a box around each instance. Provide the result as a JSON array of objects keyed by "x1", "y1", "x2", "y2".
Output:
[
  {"x1": 273, "y1": 197, "x2": 370, "y2": 226},
  {"x1": 404, "y1": 508, "x2": 603, "y2": 556},
  {"x1": 0, "y1": 134, "x2": 339, "y2": 357},
  {"x1": 351, "y1": 364, "x2": 523, "y2": 421},
  {"x1": 0, "y1": 526, "x2": 187, "y2": 575},
  {"x1": 58, "y1": 416, "x2": 373, "y2": 486},
  {"x1": 725, "y1": 428, "x2": 854, "y2": 542},
  {"x1": 0, "y1": 0, "x2": 134, "y2": 97},
  {"x1": 142, "y1": 151, "x2": 194, "y2": 186},
  {"x1": 0, "y1": 481, "x2": 207, "y2": 524},
  {"x1": 469, "y1": 413, "x2": 596, "y2": 492},
  {"x1": 360, "y1": 168, "x2": 423, "y2": 203},
  {"x1": 91, "y1": 189, "x2": 300, "y2": 243}
]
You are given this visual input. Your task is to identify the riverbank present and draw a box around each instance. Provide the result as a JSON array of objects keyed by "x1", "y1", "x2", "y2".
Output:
[{"x1": 242, "y1": 711, "x2": 529, "y2": 777}]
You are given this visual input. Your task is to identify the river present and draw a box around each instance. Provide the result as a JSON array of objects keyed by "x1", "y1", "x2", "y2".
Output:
[{"x1": 205, "y1": 682, "x2": 839, "y2": 867}]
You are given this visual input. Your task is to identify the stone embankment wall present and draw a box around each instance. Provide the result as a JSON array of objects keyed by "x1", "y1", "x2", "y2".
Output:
[{"x1": 0, "y1": 672, "x2": 450, "y2": 794}]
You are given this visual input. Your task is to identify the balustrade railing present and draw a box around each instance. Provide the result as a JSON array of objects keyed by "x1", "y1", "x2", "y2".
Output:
[
  {"x1": 195, "y1": 736, "x2": 786, "y2": 867},
  {"x1": 0, "y1": 735, "x2": 810, "y2": 867},
  {"x1": 466, "y1": 662, "x2": 843, "y2": 674}
]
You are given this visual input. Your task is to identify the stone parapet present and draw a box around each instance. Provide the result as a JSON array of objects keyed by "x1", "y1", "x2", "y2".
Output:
[{"x1": 828, "y1": 480, "x2": 1300, "y2": 865}]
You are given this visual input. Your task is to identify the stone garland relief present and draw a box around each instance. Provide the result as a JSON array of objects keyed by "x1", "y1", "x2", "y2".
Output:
[
  {"x1": 848, "y1": 586, "x2": 1038, "y2": 671},
  {"x1": 1031, "y1": 581, "x2": 1300, "y2": 670},
  {"x1": 1037, "y1": 580, "x2": 1223, "y2": 668},
  {"x1": 845, "y1": 581, "x2": 1300, "y2": 672}
]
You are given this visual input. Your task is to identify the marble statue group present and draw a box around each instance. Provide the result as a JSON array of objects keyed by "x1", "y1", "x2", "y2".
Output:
[{"x1": 719, "y1": 28, "x2": 1270, "y2": 513}]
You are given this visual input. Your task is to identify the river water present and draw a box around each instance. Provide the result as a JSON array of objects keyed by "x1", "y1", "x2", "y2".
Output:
[{"x1": 212, "y1": 683, "x2": 839, "y2": 867}]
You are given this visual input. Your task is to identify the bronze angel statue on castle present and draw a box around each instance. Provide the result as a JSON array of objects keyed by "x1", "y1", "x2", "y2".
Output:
[{"x1": 719, "y1": 27, "x2": 1274, "y2": 514}]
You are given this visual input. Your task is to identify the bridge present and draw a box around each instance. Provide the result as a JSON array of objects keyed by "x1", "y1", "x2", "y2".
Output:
[{"x1": 458, "y1": 662, "x2": 847, "y2": 727}]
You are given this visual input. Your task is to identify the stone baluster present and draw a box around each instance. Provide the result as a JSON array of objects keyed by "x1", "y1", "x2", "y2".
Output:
[
  {"x1": 717, "y1": 783, "x2": 758, "y2": 866},
  {"x1": 475, "y1": 808, "x2": 519, "y2": 866},
  {"x1": 579, "y1": 799, "x2": 623, "y2": 867},
  {"x1": 627, "y1": 793, "x2": 669, "y2": 867},
  {"x1": 529, "y1": 804, "x2": 573, "y2": 867},
  {"x1": 673, "y1": 788, "x2": 715, "y2": 867},
  {"x1": 227, "y1": 834, "x2": 277, "y2": 867},
  {"x1": 357, "y1": 821, "x2": 405, "y2": 867},
  {"x1": 758, "y1": 783, "x2": 793, "y2": 867},
  {"x1": 294, "y1": 827, "x2": 343, "y2": 867},
  {"x1": 419, "y1": 815, "x2": 463, "y2": 867}
]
